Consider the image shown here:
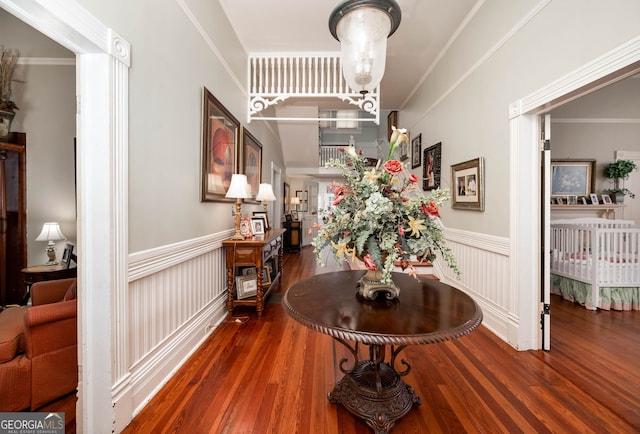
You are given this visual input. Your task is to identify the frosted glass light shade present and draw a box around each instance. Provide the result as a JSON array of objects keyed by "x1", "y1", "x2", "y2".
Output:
[
  {"x1": 256, "y1": 183, "x2": 276, "y2": 201},
  {"x1": 329, "y1": 0, "x2": 402, "y2": 94}
]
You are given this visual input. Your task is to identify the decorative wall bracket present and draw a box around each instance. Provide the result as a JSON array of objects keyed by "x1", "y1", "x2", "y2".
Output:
[{"x1": 248, "y1": 53, "x2": 380, "y2": 124}]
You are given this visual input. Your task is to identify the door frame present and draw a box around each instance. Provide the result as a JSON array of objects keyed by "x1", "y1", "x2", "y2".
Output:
[{"x1": 509, "y1": 37, "x2": 640, "y2": 350}]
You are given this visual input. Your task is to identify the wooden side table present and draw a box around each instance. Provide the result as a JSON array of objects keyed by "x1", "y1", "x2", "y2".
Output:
[
  {"x1": 21, "y1": 264, "x2": 77, "y2": 304},
  {"x1": 283, "y1": 271, "x2": 483, "y2": 433},
  {"x1": 222, "y1": 229, "x2": 285, "y2": 319}
]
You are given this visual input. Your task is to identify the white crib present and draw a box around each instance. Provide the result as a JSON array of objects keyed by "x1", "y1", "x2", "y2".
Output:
[{"x1": 550, "y1": 218, "x2": 640, "y2": 310}]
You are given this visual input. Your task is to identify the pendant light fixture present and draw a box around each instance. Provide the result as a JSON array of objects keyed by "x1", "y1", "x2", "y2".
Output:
[{"x1": 329, "y1": 0, "x2": 401, "y2": 95}]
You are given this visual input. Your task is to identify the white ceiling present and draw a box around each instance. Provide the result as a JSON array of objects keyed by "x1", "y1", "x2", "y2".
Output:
[
  {"x1": 219, "y1": 0, "x2": 478, "y2": 110},
  {"x1": 218, "y1": 0, "x2": 479, "y2": 175}
]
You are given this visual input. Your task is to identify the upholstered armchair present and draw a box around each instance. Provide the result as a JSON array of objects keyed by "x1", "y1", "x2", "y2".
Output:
[{"x1": 0, "y1": 278, "x2": 78, "y2": 411}]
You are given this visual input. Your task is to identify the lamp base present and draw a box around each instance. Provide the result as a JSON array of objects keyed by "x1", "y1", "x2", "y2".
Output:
[
  {"x1": 45, "y1": 246, "x2": 58, "y2": 265},
  {"x1": 229, "y1": 231, "x2": 245, "y2": 241}
]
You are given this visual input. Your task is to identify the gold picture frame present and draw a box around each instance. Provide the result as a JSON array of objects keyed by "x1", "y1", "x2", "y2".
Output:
[{"x1": 451, "y1": 157, "x2": 484, "y2": 211}]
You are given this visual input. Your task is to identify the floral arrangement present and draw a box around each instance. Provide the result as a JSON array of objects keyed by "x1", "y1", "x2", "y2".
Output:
[{"x1": 312, "y1": 126, "x2": 459, "y2": 284}]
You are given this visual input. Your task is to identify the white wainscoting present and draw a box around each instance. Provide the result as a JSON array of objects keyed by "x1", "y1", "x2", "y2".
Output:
[
  {"x1": 436, "y1": 228, "x2": 514, "y2": 344},
  {"x1": 113, "y1": 229, "x2": 233, "y2": 422}
]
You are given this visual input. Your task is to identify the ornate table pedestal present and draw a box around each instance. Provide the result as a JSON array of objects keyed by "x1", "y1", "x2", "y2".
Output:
[
  {"x1": 283, "y1": 271, "x2": 482, "y2": 434},
  {"x1": 328, "y1": 342, "x2": 420, "y2": 433}
]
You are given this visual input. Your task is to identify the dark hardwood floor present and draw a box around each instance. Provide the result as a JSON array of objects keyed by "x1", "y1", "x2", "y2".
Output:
[{"x1": 122, "y1": 246, "x2": 640, "y2": 433}]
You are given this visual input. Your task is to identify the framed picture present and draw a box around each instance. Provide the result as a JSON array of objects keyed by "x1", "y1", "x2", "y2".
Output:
[
  {"x1": 291, "y1": 211, "x2": 299, "y2": 221},
  {"x1": 423, "y1": 142, "x2": 441, "y2": 191},
  {"x1": 241, "y1": 266, "x2": 257, "y2": 276},
  {"x1": 283, "y1": 182, "x2": 290, "y2": 214},
  {"x1": 296, "y1": 190, "x2": 308, "y2": 212},
  {"x1": 554, "y1": 197, "x2": 563, "y2": 205},
  {"x1": 451, "y1": 157, "x2": 484, "y2": 211},
  {"x1": 567, "y1": 195, "x2": 577, "y2": 205},
  {"x1": 387, "y1": 110, "x2": 398, "y2": 141},
  {"x1": 235, "y1": 275, "x2": 257, "y2": 299},
  {"x1": 590, "y1": 193, "x2": 599, "y2": 205},
  {"x1": 262, "y1": 265, "x2": 272, "y2": 285},
  {"x1": 285, "y1": 214, "x2": 293, "y2": 222},
  {"x1": 239, "y1": 217, "x2": 253, "y2": 238},
  {"x1": 253, "y1": 211, "x2": 270, "y2": 230},
  {"x1": 602, "y1": 194, "x2": 612, "y2": 204},
  {"x1": 580, "y1": 197, "x2": 588, "y2": 205},
  {"x1": 201, "y1": 87, "x2": 240, "y2": 202},
  {"x1": 399, "y1": 139, "x2": 409, "y2": 161},
  {"x1": 61, "y1": 243, "x2": 75, "y2": 268},
  {"x1": 242, "y1": 128, "x2": 262, "y2": 201},
  {"x1": 551, "y1": 159, "x2": 595, "y2": 197},
  {"x1": 251, "y1": 217, "x2": 266, "y2": 235},
  {"x1": 411, "y1": 134, "x2": 422, "y2": 169}
]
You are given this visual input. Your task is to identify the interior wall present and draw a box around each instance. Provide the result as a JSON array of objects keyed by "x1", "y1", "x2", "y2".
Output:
[
  {"x1": 71, "y1": 0, "x2": 285, "y2": 253},
  {"x1": 0, "y1": 10, "x2": 76, "y2": 265},
  {"x1": 550, "y1": 76, "x2": 640, "y2": 194}
]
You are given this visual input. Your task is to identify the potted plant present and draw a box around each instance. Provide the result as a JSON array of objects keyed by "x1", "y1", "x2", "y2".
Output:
[
  {"x1": 0, "y1": 47, "x2": 19, "y2": 140},
  {"x1": 603, "y1": 159, "x2": 638, "y2": 203}
]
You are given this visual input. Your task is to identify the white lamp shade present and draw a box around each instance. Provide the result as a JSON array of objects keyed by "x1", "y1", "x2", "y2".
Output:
[
  {"x1": 336, "y1": 6, "x2": 391, "y2": 94},
  {"x1": 290, "y1": 197, "x2": 301, "y2": 205},
  {"x1": 256, "y1": 183, "x2": 276, "y2": 201},
  {"x1": 225, "y1": 174, "x2": 252, "y2": 199},
  {"x1": 35, "y1": 222, "x2": 66, "y2": 242}
]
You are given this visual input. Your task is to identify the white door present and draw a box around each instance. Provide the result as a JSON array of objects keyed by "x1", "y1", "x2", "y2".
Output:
[{"x1": 541, "y1": 114, "x2": 551, "y2": 350}]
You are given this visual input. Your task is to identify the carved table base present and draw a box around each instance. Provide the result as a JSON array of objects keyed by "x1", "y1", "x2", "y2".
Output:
[{"x1": 328, "y1": 346, "x2": 422, "y2": 434}]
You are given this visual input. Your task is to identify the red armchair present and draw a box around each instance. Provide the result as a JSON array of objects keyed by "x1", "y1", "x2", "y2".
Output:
[{"x1": 0, "y1": 278, "x2": 78, "y2": 411}]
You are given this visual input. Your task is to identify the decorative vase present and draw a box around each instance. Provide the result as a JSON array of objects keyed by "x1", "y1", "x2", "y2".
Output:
[
  {"x1": 0, "y1": 109, "x2": 15, "y2": 140},
  {"x1": 357, "y1": 268, "x2": 400, "y2": 300}
]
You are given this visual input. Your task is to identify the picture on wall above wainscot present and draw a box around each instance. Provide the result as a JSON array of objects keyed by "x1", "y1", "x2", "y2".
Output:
[
  {"x1": 423, "y1": 142, "x2": 441, "y2": 191},
  {"x1": 201, "y1": 86, "x2": 240, "y2": 202},
  {"x1": 242, "y1": 127, "x2": 262, "y2": 202},
  {"x1": 451, "y1": 157, "x2": 484, "y2": 211}
]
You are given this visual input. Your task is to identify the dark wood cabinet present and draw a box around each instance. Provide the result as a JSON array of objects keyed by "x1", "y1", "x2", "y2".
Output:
[
  {"x1": 1, "y1": 132, "x2": 26, "y2": 306},
  {"x1": 283, "y1": 221, "x2": 301, "y2": 252}
]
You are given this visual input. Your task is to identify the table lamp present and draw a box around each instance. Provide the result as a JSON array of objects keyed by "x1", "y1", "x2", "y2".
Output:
[
  {"x1": 225, "y1": 174, "x2": 252, "y2": 240},
  {"x1": 290, "y1": 196, "x2": 301, "y2": 210},
  {"x1": 35, "y1": 222, "x2": 67, "y2": 264},
  {"x1": 255, "y1": 183, "x2": 277, "y2": 227}
]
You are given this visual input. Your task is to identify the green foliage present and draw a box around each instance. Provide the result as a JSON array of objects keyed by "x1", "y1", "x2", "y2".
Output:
[
  {"x1": 311, "y1": 129, "x2": 459, "y2": 283},
  {"x1": 603, "y1": 159, "x2": 637, "y2": 198}
]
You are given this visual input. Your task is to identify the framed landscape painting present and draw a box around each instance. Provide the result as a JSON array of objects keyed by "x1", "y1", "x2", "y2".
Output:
[{"x1": 201, "y1": 87, "x2": 240, "y2": 202}]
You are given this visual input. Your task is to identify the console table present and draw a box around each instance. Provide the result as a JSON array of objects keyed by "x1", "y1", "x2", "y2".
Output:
[
  {"x1": 283, "y1": 270, "x2": 482, "y2": 433},
  {"x1": 222, "y1": 228, "x2": 285, "y2": 319}
]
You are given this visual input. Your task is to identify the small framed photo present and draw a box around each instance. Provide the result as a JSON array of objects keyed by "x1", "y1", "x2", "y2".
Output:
[
  {"x1": 284, "y1": 214, "x2": 293, "y2": 222},
  {"x1": 555, "y1": 197, "x2": 563, "y2": 205},
  {"x1": 411, "y1": 133, "x2": 422, "y2": 169},
  {"x1": 387, "y1": 110, "x2": 398, "y2": 141},
  {"x1": 251, "y1": 217, "x2": 266, "y2": 235},
  {"x1": 580, "y1": 197, "x2": 588, "y2": 205},
  {"x1": 399, "y1": 139, "x2": 409, "y2": 161},
  {"x1": 451, "y1": 157, "x2": 484, "y2": 211},
  {"x1": 240, "y1": 217, "x2": 253, "y2": 238},
  {"x1": 262, "y1": 265, "x2": 272, "y2": 285},
  {"x1": 241, "y1": 266, "x2": 257, "y2": 276},
  {"x1": 235, "y1": 275, "x2": 257, "y2": 299},
  {"x1": 291, "y1": 211, "x2": 299, "y2": 221},
  {"x1": 567, "y1": 195, "x2": 577, "y2": 205},
  {"x1": 253, "y1": 211, "x2": 270, "y2": 230},
  {"x1": 602, "y1": 194, "x2": 612, "y2": 205},
  {"x1": 61, "y1": 243, "x2": 75, "y2": 268},
  {"x1": 590, "y1": 193, "x2": 599, "y2": 205}
]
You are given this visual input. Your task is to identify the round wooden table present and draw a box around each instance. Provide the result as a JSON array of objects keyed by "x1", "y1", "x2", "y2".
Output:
[{"x1": 283, "y1": 270, "x2": 483, "y2": 434}]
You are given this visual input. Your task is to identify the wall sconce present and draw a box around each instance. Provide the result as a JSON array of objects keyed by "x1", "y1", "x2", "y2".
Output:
[
  {"x1": 225, "y1": 174, "x2": 252, "y2": 240},
  {"x1": 329, "y1": 0, "x2": 401, "y2": 95},
  {"x1": 255, "y1": 183, "x2": 277, "y2": 227},
  {"x1": 35, "y1": 222, "x2": 67, "y2": 264}
]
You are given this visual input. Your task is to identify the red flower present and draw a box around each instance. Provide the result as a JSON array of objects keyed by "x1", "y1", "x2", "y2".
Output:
[
  {"x1": 422, "y1": 201, "x2": 440, "y2": 217},
  {"x1": 382, "y1": 160, "x2": 404, "y2": 175},
  {"x1": 338, "y1": 147, "x2": 344, "y2": 152},
  {"x1": 333, "y1": 185, "x2": 347, "y2": 206},
  {"x1": 398, "y1": 225, "x2": 405, "y2": 236},
  {"x1": 363, "y1": 254, "x2": 377, "y2": 270},
  {"x1": 333, "y1": 194, "x2": 345, "y2": 206},
  {"x1": 409, "y1": 173, "x2": 418, "y2": 184}
]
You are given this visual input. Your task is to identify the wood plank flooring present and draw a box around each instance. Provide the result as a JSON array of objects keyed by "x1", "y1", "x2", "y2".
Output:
[{"x1": 122, "y1": 246, "x2": 640, "y2": 433}]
